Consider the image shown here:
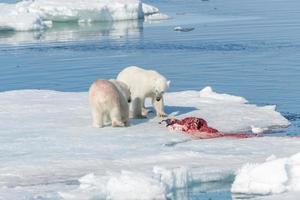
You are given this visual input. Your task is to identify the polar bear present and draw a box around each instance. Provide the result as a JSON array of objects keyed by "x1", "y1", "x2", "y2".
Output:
[
  {"x1": 88, "y1": 79, "x2": 131, "y2": 128},
  {"x1": 117, "y1": 66, "x2": 170, "y2": 118}
]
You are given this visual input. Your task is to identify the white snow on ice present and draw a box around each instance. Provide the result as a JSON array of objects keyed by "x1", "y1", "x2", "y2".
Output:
[
  {"x1": 231, "y1": 152, "x2": 300, "y2": 195},
  {"x1": 166, "y1": 86, "x2": 289, "y2": 133},
  {"x1": 0, "y1": 87, "x2": 298, "y2": 199},
  {"x1": 0, "y1": 1, "x2": 48, "y2": 31},
  {"x1": 59, "y1": 171, "x2": 166, "y2": 200},
  {"x1": 0, "y1": 0, "x2": 165, "y2": 31}
]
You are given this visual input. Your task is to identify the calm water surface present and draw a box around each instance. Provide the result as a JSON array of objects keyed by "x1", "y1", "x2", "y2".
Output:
[{"x1": 1, "y1": 0, "x2": 300, "y2": 199}]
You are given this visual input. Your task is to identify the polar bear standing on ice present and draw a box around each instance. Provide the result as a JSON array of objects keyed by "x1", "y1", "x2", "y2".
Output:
[
  {"x1": 88, "y1": 79, "x2": 131, "y2": 128},
  {"x1": 117, "y1": 66, "x2": 170, "y2": 118}
]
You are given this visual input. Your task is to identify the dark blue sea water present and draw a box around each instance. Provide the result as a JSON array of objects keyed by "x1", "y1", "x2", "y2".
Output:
[{"x1": 1, "y1": 0, "x2": 300, "y2": 199}]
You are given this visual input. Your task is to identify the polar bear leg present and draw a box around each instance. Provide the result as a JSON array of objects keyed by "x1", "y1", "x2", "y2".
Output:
[
  {"x1": 142, "y1": 107, "x2": 150, "y2": 116},
  {"x1": 131, "y1": 97, "x2": 146, "y2": 118},
  {"x1": 141, "y1": 98, "x2": 151, "y2": 116},
  {"x1": 152, "y1": 96, "x2": 167, "y2": 118},
  {"x1": 91, "y1": 107, "x2": 104, "y2": 128},
  {"x1": 112, "y1": 120, "x2": 125, "y2": 127},
  {"x1": 140, "y1": 97, "x2": 149, "y2": 117},
  {"x1": 124, "y1": 120, "x2": 130, "y2": 127},
  {"x1": 103, "y1": 113, "x2": 110, "y2": 125},
  {"x1": 110, "y1": 108, "x2": 125, "y2": 127}
]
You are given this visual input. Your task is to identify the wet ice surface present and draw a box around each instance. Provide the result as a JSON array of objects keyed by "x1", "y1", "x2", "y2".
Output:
[{"x1": 0, "y1": 0, "x2": 300, "y2": 199}]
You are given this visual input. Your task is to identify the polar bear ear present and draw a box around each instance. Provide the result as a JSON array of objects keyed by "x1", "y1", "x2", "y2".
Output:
[{"x1": 167, "y1": 80, "x2": 171, "y2": 88}]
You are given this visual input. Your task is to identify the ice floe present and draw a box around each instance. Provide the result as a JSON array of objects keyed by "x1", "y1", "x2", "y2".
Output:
[
  {"x1": 231, "y1": 153, "x2": 300, "y2": 195},
  {"x1": 0, "y1": 1, "x2": 48, "y2": 31},
  {"x1": 0, "y1": 0, "x2": 165, "y2": 31},
  {"x1": 0, "y1": 20, "x2": 143, "y2": 44},
  {"x1": 174, "y1": 26, "x2": 195, "y2": 32},
  {"x1": 0, "y1": 87, "x2": 297, "y2": 199}
]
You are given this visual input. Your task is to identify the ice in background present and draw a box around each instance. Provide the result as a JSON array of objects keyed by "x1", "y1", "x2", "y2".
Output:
[
  {"x1": 0, "y1": 0, "x2": 300, "y2": 199},
  {"x1": 0, "y1": 0, "x2": 167, "y2": 31}
]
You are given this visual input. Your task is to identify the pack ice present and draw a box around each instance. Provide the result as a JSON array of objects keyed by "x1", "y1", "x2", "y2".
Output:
[
  {"x1": 0, "y1": 87, "x2": 298, "y2": 200},
  {"x1": 0, "y1": 0, "x2": 164, "y2": 31}
]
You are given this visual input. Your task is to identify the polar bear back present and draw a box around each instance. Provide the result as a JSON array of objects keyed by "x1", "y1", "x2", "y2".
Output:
[
  {"x1": 117, "y1": 66, "x2": 167, "y2": 97},
  {"x1": 89, "y1": 80, "x2": 123, "y2": 112},
  {"x1": 109, "y1": 79, "x2": 131, "y2": 103}
]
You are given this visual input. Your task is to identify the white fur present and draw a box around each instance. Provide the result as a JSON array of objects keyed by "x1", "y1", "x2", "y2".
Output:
[
  {"x1": 117, "y1": 66, "x2": 170, "y2": 118},
  {"x1": 88, "y1": 79, "x2": 130, "y2": 128}
]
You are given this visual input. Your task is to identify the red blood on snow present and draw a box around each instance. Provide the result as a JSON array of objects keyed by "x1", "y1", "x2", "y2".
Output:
[{"x1": 161, "y1": 117, "x2": 257, "y2": 139}]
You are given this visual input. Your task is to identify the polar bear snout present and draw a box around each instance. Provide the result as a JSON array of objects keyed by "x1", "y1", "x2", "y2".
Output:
[
  {"x1": 155, "y1": 91, "x2": 164, "y2": 102},
  {"x1": 128, "y1": 96, "x2": 132, "y2": 103}
]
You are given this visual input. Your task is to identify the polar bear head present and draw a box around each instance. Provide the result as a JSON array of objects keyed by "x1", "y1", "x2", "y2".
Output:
[
  {"x1": 154, "y1": 77, "x2": 170, "y2": 101},
  {"x1": 109, "y1": 79, "x2": 131, "y2": 103}
]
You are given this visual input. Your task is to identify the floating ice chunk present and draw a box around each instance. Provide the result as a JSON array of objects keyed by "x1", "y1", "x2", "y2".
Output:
[
  {"x1": 0, "y1": 19, "x2": 141, "y2": 44},
  {"x1": 288, "y1": 153, "x2": 300, "y2": 191},
  {"x1": 0, "y1": 0, "x2": 167, "y2": 31},
  {"x1": 232, "y1": 159, "x2": 288, "y2": 195},
  {"x1": 231, "y1": 152, "x2": 300, "y2": 195},
  {"x1": 0, "y1": 2, "x2": 48, "y2": 31},
  {"x1": 28, "y1": 0, "x2": 144, "y2": 22},
  {"x1": 174, "y1": 26, "x2": 195, "y2": 32}
]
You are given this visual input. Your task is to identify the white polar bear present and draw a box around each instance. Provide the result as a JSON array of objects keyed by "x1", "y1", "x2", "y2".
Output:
[
  {"x1": 117, "y1": 66, "x2": 170, "y2": 118},
  {"x1": 88, "y1": 79, "x2": 131, "y2": 128}
]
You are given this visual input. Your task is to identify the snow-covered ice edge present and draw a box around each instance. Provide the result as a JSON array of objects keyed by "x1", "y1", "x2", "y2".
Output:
[{"x1": 0, "y1": 0, "x2": 168, "y2": 31}]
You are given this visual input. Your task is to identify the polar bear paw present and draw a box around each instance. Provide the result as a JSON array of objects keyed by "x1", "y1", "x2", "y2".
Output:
[
  {"x1": 112, "y1": 120, "x2": 126, "y2": 127},
  {"x1": 92, "y1": 123, "x2": 103, "y2": 128},
  {"x1": 157, "y1": 112, "x2": 168, "y2": 118},
  {"x1": 142, "y1": 108, "x2": 151, "y2": 116}
]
